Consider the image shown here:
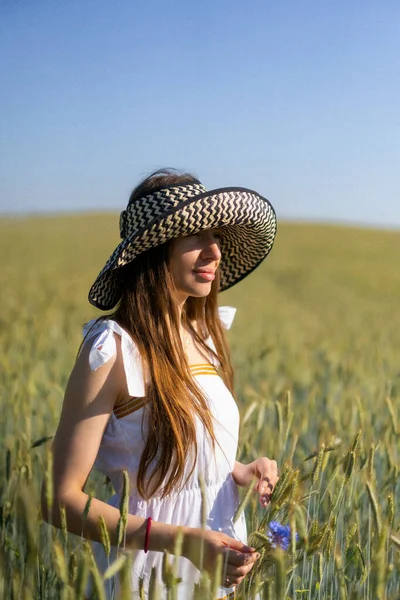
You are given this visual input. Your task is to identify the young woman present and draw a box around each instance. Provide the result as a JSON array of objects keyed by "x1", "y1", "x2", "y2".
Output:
[{"x1": 42, "y1": 169, "x2": 279, "y2": 599}]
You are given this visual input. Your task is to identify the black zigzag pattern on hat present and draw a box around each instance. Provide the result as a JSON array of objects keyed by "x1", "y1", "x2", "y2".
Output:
[
  {"x1": 120, "y1": 184, "x2": 206, "y2": 239},
  {"x1": 89, "y1": 188, "x2": 277, "y2": 310}
]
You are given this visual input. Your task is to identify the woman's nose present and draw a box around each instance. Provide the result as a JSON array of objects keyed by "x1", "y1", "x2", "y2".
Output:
[{"x1": 202, "y1": 238, "x2": 222, "y2": 261}]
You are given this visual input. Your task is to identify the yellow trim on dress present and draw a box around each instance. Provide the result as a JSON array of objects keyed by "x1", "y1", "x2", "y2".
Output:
[
  {"x1": 113, "y1": 364, "x2": 218, "y2": 418},
  {"x1": 190, "y1": 363, "x2": 218, "y2": 376},
  {"x1": 114, "y1": 397, "x2": 146, "y2": 419}
]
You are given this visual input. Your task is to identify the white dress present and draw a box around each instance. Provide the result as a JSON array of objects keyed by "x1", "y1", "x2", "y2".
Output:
[{"x1": 84, "y1": 306, "x2": 246, "y2": 600}]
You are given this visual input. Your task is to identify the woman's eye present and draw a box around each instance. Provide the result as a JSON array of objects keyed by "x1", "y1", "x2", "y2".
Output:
[{"x1": 186, "y1": 231, "x2": 222, "y2": 243}]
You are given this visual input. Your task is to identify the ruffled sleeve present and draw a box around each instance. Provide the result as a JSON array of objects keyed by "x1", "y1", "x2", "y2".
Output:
[
  {"x1": 217, "y1": 306, "x2": 237, "y2": 330},
  {"x1": 82, "y1": 319, "x2": 146, "y2": 397},
  {"x1": 207, "y1": 306, "x2": 237, "y2": 364}
]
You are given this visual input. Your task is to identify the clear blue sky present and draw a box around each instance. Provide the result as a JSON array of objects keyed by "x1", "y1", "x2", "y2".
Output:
[{"x1": 1, "y1": 0, "x2": 399, "y2": 226}]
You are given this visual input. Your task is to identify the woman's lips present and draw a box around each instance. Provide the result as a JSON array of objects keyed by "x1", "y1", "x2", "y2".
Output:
[{"x1": 193, "y1": 270, "x2": 215, "y2": 281}]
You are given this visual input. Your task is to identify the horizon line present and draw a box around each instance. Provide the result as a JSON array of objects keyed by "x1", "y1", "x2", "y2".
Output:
[{"x1": 1, "y1": 209, "x2": 400, "y2": 233}]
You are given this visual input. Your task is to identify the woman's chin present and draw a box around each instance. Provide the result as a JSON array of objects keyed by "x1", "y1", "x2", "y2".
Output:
[{"x1": 180, "y1": 283, "x2": 212, "y2": 298}]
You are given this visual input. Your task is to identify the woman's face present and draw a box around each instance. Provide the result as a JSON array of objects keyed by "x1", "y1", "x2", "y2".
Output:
[{"x1": 169, "y1": 228, "x2": 222, "y2": 303}]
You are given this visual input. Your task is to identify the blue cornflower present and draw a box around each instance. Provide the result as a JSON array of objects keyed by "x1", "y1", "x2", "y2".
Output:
[{"x1": 267, "y1": 521, "x2": 294, "y2": 551}]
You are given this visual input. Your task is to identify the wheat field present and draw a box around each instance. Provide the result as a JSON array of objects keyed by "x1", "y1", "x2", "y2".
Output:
[{"x1": 0, "y1": 215, "x2": 399, "y2": 599}]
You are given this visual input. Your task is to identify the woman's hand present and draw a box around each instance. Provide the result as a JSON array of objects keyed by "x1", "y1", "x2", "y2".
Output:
[
  {"x1": 182, "y1": 528, "x2": 259, "y2": 587},
  {"x1": 232, "y1": 458, "x2": 279, "y2": 507}
]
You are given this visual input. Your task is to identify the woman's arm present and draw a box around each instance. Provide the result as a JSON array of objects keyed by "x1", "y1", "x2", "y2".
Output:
[
  {"x1": 232, "y1": 458, "x2": 279, "y2": 507},
  {"x1": 41, "y1": 335, "x2": 259, "y2": 586},
  {"x1": 41, "y1": 335, "x2": 154, "y2": 548}
]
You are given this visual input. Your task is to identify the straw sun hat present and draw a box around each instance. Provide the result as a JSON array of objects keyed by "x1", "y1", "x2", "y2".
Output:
[{"x1": 89, "y1": 182, "x2": 277, "y2": 310}]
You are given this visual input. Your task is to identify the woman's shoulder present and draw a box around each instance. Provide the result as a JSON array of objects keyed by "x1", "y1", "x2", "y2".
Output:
[
  {"x1": 81, "y1": 318, "x2": 146, "y2": 397},
  {"x1": 82, "y1": 318, "x2": 128, "y2": 368},
  {"x1": 82, "y1": 317, "x2": 129, "y2": 341}
]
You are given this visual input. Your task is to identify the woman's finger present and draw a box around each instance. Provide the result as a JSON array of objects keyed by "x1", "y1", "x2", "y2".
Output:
[
  {"x1": 258, "y1": 467, "x2": 278, "y2": 505},
  {"x1": 221, "y1": 537, "x2": 255, "y2": 554},
  {"x1": 223, "y1": 574, "x2": 243, "y2": 587},
  {"x1": 225, "y1": 548, "x2": 260, "y2": 567},
  {"x1": 262, "y1": 477, "x2": 274, "y2": 490},
  {"x1": 223, "y1": 569, "x2": 250, "y2": 587},
  {"x1": 223, "y1": 574, "x2": 240, "y2": 587},
  {"x1": 259, "y1": 492, "x2": 272, "y2": 507},
  {"x1": 223, "y1": 563, "x2": 256, "y2": 586},
  {"x1": 259, "y1": 463, "x2": 279, "y2": 488},
  {"x1": 225, "y1": 561, "x2": 256, "y2": 577},
  {"x1": 258, "y1": 477, "x2": 276, "y2": 496}
]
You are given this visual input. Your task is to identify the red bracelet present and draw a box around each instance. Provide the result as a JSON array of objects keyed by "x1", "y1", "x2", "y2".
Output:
[{"x1": 144, "y1": 517, "x2": 152, "y2": 553}]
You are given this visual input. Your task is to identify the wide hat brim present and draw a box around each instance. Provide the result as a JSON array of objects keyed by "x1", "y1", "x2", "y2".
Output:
[{"x1": 89, "y1": 186, "x2": 277, "y2": 310}]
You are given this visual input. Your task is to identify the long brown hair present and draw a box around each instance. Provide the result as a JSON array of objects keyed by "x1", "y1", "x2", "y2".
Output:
[{"x1": 112, "y1": 169, "x2": 235, "y2": 499}]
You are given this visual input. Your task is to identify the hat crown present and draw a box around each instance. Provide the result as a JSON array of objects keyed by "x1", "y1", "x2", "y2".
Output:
[{"x1": 119, "y1": 183, "x2": 207, "y2": 240}]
